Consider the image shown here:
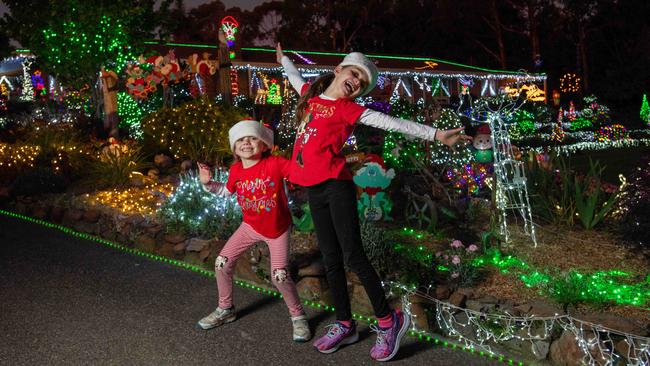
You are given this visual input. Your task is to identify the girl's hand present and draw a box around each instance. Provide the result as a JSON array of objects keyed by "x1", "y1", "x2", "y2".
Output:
[
  {"x1": 198, "y1": 163, "x2": 212, "y2": 185},
  {"x1": 435, "y1": 127, "x2": 472, "y2": 150},
  {"x1": 276, "y1": 42, "x2": 284, "y2": 64}
]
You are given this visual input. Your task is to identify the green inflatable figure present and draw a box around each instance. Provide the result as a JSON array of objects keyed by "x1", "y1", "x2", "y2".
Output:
[
  {"x1": 353, "y1": 154, "x2": 395, "y2": 221},
  {"x1": 292, "y1": 203, "x2": 314, "y2": 232}
]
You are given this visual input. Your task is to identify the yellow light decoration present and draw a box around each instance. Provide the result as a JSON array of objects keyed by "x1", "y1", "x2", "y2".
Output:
[
  {"x1": 503, "y1": 84, "x2": 545, "y2": 102},
  {"x1": 0, "y1": 143, "x2": 41, "y2": 169},
  {"x1": 82, "y1": 183, "x2": 175, "y2": 216},
  {"x1": 560, "y1": 73, "x2": 581, "y2": 93},
  {"x1": 415, "y1": 61, "x2": 439, "y2": 70}
]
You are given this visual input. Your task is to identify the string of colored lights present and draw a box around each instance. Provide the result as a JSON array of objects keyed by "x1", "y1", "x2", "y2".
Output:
[{"x1": 0, "y1": 209, "x2": 523, "y2": 365}]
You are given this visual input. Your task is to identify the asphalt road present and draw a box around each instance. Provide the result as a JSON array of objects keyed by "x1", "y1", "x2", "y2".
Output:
[{"x1": 0, "y1": 214, "x2": 502, "y2": 366}]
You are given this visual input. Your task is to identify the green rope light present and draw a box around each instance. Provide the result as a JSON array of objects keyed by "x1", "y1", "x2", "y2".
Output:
[
  {"x1": 0, "y1": 209, "x2": 523, "y2": 364},
  {"x1": 142, "y1": 41, "x2": 543, "y2": 76}
]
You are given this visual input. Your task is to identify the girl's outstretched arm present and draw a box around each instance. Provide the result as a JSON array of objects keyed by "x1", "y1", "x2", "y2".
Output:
[
  {"x1": 358, "y1": 110, "x2": 471, "y2": 148},
  {"x1": 276, "y1": 42, "x2": 305, "y2": 94},
  {"x1": 197, "y1": 163, "x2": 231, "y2": 196}
]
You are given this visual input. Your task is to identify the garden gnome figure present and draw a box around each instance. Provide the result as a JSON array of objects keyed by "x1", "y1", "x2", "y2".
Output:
[{"x1": 100, "y1": 66, "x2": 120, "y2": 138}]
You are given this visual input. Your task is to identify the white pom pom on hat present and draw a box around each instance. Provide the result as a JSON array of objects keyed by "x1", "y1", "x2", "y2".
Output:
[
  {"x1": 338, "y1": 52, "x2": 378, "y2": 97},
  {"x1": 228, "y1": 120, "x2": 274, "y2": 152}
]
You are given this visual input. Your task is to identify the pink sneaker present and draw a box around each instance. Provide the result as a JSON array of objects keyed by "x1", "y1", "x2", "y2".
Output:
[
  {"x1": 370, "y1": 309, "x2": 410, "y2": 361},
  {"x1": 312, "y1": 321, "x2": 359, "y2": 354}
]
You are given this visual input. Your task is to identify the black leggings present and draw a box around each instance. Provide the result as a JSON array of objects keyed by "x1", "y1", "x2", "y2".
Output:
[{"x1": 307, "y1": 179, "x2": 391, "y2": 320}]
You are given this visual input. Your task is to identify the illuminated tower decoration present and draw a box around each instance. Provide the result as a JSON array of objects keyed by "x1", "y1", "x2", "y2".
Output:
[
  {"x1": 567, "y1": 100, "x2": 577, "y2": 121},
  {"x1": 487, "y1": 111, "x2": 537, "y2": 247},
  {"x1": 640, "y1": 94, "x2": 650, "y2": 125},
  {"x1": 267, "y1": 78, "x2": 282, "y2": 105},
  {"x1": 20, "y1": 58, "x2": 34, "y2": 102},
  {"x1": 230, "y1": 69, "x2": 239, "y2": 96},
  {"x1": 220, "y1": 16, "x2": 239, "y2": 59},
  {"x1": 31, "y1": 70, "x2": 46, "y2": 97},
  {"x1": 550, "y1": 107, "x2": 565, "y2": 142}
]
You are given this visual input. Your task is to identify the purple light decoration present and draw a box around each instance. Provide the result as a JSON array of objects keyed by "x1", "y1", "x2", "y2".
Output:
[
  {"x1": 366, "y1": 101, "x2": 391, "y2": 114},
  {"x1": 290, "y1": 52, "x2": 316, "y2": 65}
]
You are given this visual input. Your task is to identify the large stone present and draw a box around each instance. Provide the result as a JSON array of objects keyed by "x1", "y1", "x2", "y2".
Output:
[
  {"x1": 173, "y1": 242, "x2": 187, "y2": 255},
  {"x1": 233, "y1": 257, "x2": 263, "y2": 285},
  {"x1": 297, "y1": 259, "x2": 326, "y2": 277},
  {"x1": 82, "y1": 209, "x2": 101, "y2": 223},
  {"x1": 296, "y1": 277, "x2": 325, "y2": 301},
  {"x1": 531, "y1": 340, "x2": 550, "y2": 360},
  {"x1": 154, "y1": 154, "x2": 173, "y2": 169},
  {"x1": 135, "y1": 235, "x2": 157, "y2": 253},
  {"x1": 49, "y1": 206, "x2": 65, "y2": 222},
  {"x1": 455, "y1": 287, "x2": 475, "y2": 299},
  {"x1": 434, "y1": 285, "x2": 451, "y2": 300},
  {"x1": 31, "y1": 206, "x2": 48, "y2": 219},
  {"x1": 448, "y1": 291, "x2": 467, "y2": 308},
  {"x1": 73, "y1": 221, "x2": 98, "y2": 234},
  {"x1": 527, "y1": 300, "x2": 562, "y2": 317},
  {"x1": 144, "y1": 224, "x2": 163, "y2": 239},
  {"x1": 164, "y1": 233, "x2": 186, "y2": 244},
  {"x1": 409, "y1": 303, "x2": 430, "y2": 331},
  {"x1": 156, "y1": 243, "x2": 175, "y2": 258},
  {"x1": 549, "y1": 331, "x2": 581, "y2": 366},
  {"x1": 124, "y1": 214, "x2": 145, "y2": 226},
  {"x1": 63, "y1": 208, "x2": 84, "y2": 223},
  {"x1": 578, "y1": 313, "x2": 648, "y2": 336},
  {"x1": 186, "y1": 238, "x2": 211, "y2": 252}
]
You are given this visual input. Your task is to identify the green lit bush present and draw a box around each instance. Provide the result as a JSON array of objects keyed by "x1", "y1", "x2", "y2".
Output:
[
  {"x1": 141, "y1": 97, "x2": 248, "y2": 164},
  {"x1": 157, "y1": 171, "x2": 242, "y2": 239}
]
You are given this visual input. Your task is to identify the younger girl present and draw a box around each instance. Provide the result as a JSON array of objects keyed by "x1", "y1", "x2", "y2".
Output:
[
  {"x1": 277, "y1": 44, "x2": 470, "y2": 361},
  {"x1": 197, "y1": 120, "x2": 311, "y2": 343}
]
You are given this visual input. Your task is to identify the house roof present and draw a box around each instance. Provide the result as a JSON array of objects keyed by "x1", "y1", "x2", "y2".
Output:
[{"x1": 144, "y1": 41, "x2": 546, "y2": 82}]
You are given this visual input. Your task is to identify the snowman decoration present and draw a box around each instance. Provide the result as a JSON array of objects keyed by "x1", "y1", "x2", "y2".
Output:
[{"x1": 472, "y1": 124, "x2": 493, "y2": 164}]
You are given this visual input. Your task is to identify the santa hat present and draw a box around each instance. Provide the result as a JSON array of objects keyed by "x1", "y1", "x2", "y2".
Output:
[
  {"x1": 476, "y1": 124, "x2": 491, "y2": 135},
  {"x1": 338, "y1": 52, "x2": 378, "y2": 97},
  {"x1": 228, "y1": 120, "x2": 274, "y2": 152},
  {"x1": 361, "y1": 153, "x2": 395, "y2": 179}
]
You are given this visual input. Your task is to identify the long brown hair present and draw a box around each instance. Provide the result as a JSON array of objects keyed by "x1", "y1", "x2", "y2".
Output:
[{"x1": 294, "y1": 73, "x2": 335, "y2": 126}]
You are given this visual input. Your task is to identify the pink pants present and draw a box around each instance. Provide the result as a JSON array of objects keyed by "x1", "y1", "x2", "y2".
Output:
[{"x1": 215, "y1": 222, "x2": 304, "y2": 317}]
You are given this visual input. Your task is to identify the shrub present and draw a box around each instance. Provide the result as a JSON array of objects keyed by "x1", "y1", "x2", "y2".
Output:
[
  {"x1": 10, "y1": 167, "x2": 67, "y2": 196},
  {"x1": 82, "y1": 142, "x2": 150, "y2": 190},
  {"x1": 141, "y1": 97, "x2": 249, "y2": 165},
  {"x1": 157, "y1": 170, "x2": 242, "y2": 239},
  {"x1": 574, "y1": 160, "x2": 620, "y2": 229},
  {"x1": 617, "y1": 154, "x2": 650, "y2": 250}
]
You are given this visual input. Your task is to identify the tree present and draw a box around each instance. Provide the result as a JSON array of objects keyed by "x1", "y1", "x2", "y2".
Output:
[
  {"x1": 237, "y1": 1, "x2": 283, "y2": 47},
  {"x1": 1, "y1": 0, "x2": 173, "y2": 89},
  {"x1": 277, "y1": 0, "x2": 379, "y2": 52},
  {"x1": 641, "y1": 94, "x2": 650, "y2": 123},
  {"x1": 0, "y1": 28, "x2": 12, "y2": 59}
]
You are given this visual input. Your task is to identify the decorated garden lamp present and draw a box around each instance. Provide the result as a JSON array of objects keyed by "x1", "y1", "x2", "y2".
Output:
[
  {"x1": 473, "y1": 124, "x2": 493, "y2": 164},
  {"x1": 220, "y1": 16, "x2": 239, "y2": 59}
]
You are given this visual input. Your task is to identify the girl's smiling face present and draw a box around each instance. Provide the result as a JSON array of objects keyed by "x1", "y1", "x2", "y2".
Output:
[
  {"x1": 327, "y1": 65, "x2": 369, "y2": 99},
  {"x1": 234, "y1": 136, "x2": 268, "y2": 162}
]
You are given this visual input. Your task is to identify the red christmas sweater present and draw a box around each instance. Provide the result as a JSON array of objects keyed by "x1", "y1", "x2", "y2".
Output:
[
  {"x1": 225, "y1": 156, "x2": 292, "y2": 238},
  {"x1": 289, "y1": 85, "x2": 366, "y2": 187}
]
